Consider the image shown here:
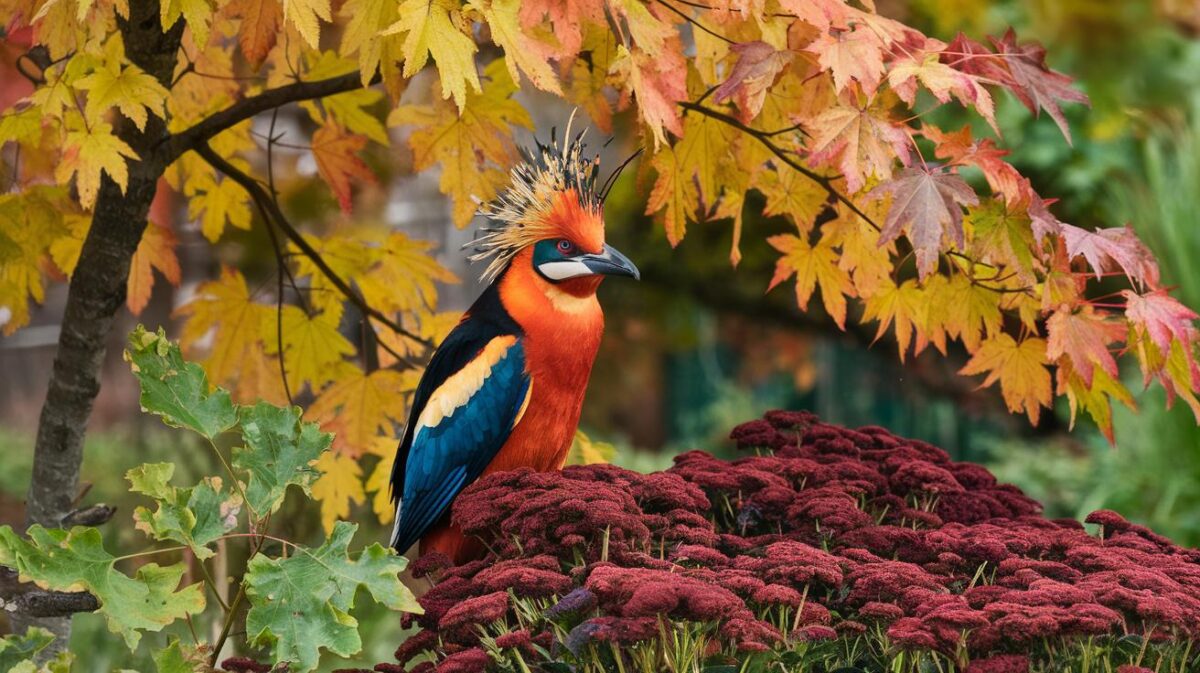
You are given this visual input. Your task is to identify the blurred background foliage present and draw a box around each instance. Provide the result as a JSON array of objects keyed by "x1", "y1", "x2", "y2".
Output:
[{"x1": 3, "y1": 0, "x2": 1200, "y2": 667}]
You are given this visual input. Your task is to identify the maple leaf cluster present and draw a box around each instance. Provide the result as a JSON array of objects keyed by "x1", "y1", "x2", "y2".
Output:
[{"x1": 1, "y1": 0, "x2": 1199, "y2": 528}]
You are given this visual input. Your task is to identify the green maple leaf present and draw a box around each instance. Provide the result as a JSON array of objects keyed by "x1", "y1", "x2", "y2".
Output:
[
  {"x1": 0, "y1": 628, "x2": 55, "y2": 672},
  {"x1": 243, "y1": 521, "x2": 420, "y2": 672},
  {"x1": 153, "y1": 639, "x2": 197, "y2": 673},
  {"x1": 234, "y1": 402, "x2": 331, "y2": 516},
  {"x1": 0, "y1": 526, "x2": 205, "y2": 649},
  {"x1": 127, "y1": 463, "x2": 241, "y2": 560},
  {"x1": 126, "y1": 326, "x2": 237, "y2": 440}
]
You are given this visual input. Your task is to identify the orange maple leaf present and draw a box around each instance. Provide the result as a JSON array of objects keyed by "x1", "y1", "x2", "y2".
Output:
[
  {"x1": 311, "y1": 121, "x2": 376, "y2": 213},
  {"x1": 1045, "y1": 305, "x2": 1121, "y2": 387},
  {"x1": 806, "y1": 103, "x2": 910, "y2": 193},
  {"x1": 127, "y1": 220, "x2": 180, "y2": 315}
]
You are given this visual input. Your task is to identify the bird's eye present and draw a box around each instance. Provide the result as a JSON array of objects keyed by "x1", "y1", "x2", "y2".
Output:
[{"x1": 556, "y1": 239, "x2": 576, "y2": 254}]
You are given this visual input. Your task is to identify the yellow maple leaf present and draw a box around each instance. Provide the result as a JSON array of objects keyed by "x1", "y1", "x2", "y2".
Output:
[
  {"x1": 645, "y1": 145, "x2": 695, "y2": 246},
  {"x1": 675, "y1": 112, "x2": 737, "y2": 216},
  {"x1": 754, "y1": 161, "x2": 827, "y2": 234},
  {"x1": 76, "y1": 35, "x2": 170, "y2": 131},
  {"x1": 766, "y1": 230, "x2": 855, "y2": 329},
  {"x1": 941, "y1": 272, "x2": 1003, "y2": 353},
  {"x1": 0, "y1": 106, "x2": 47, "y2": 147},
  {"x1": 282, "y1": 0, "x2": 331, "y2": 48},
  {"x1": 388, "y1": 60, "x2": 532, "y2": 226},
  {"x1": 470, "y1": 0, "x2": 561, "y2": 94},
  {"x1": 376, "y1": 309, "x2": 461, "y2": 367},
  {"x1": 1057, "y1": 356, "x2": 1135, "y2": 444},
  {"x1": 291, "y1": 231, "x2": 381, "y2": 322},
  {"x1": 363, "y1": 435, "x2": 398, "y2": 524},
  {"x1": 0, "y1": 192, "x2": 66, "y2": 334},
  {"x1": 262, "y1": 306, "x2": 355, "y2": 393},
  {"x1": 338, "y1": 0, "x2": 401, "y2": 87},
  {"x1": 56, "y1": 122, "x2": 138, "y2": 209},
  {"x1": 307, "y1": 366, "x2": 418, "y2": 456},
  {"x1": 160, "y1": 0, "x2": 216, "y2": 48},
  {"x1": 960, "y1": 333, "x2": 1052, "y2": 425},
  {"x1": 822, "y1": 200, "x2": 893, "y2": 297},
  {"x1": 127, "y1": 220, "x2": 181, "y2": 315},
  {"x1": 235, "y1": 339, "x2": 290, "y2": 406},
  {"x1": 31, "y1": 0, "x2": 85, "y2": 60},
  {"x1": 860, "y1": 278, "x2": 923, "y2": 361},
  {"x1": 565, "y1": 26, "x2": 618, "y2": 132},
  {"x1": 173, "y1": 267, "x2": 270, "y2": 388},
  {"x1": 565, "y1": 430, "x2": 616, "y2": 466},
  {"x1": 357, "y1": 231, "x2": 459, "y2": 315},
  {"x1": 187, "y1": 174, "x2": 252, "y2": 243},
  {"x1": 311, "y1": 451, "x2": 365, "y2": 532},
  {"x1": 48, "y1": 212, "x2": 92, "y2": 277},
  {"x1": 385, "y1": 0, "x2": 480, "y2": 110}
]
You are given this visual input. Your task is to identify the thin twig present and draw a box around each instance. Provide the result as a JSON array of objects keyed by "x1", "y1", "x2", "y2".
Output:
[
  {"x1": 679, "y1": 101, "x2": 882, "y2": 231},
  {"x1": 194, "y1": 143, "x2": 431, "y2": 358},
  {"x1": 264, "y1": 108, "x2": 296, "y2": 405},
  {"x1": 655, "y1": 0, "x2": 735, "y2": 44}
]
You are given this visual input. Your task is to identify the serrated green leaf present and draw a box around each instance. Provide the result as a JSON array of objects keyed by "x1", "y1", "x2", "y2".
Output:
[
  {"x1": 243, "y1": 521, "x2": 419, "y2": 672},
  {"x1": 0, "y1": 628, "x2": 55, "y2": 672},
  {"x1": 234, "y1": 402, "x2": 330, "y2": 516},
  {"x1": 152, "y1": 639, "x2": 194, "y2": 673},
  {"x1": 9, "y1": 651, "x2": 73, "y2": 673},
  {"x1": 127, "y1": 463, "x2": 240, "y2": 560},
  {"x1": 126, "y1": 326, "x2": 237, "y2": 440},
  {"x1": 0, "y1": 526, "x2": 205, "y2": 649}
]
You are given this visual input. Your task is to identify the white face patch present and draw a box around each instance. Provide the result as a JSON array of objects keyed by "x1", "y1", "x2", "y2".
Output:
[{"x1": 536, "y1": 259, "x2": 593, "y2": 281}]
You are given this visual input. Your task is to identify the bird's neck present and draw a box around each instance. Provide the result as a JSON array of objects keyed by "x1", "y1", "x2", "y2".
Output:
[
  {"x1": 498, "y1": 257, "x2": 604, "y2": 378},
  {"x1": 498, "y1": 253, "x2": 604, "y2": 332}
]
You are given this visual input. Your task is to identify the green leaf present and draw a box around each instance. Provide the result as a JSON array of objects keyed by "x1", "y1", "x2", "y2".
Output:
[
  {"x1": 153, "y1": 639, "x2": 195, "y2": 673},
  {"x1": 0, "y1": 628, "x2": 55, "y2": 672},
  {"x1": 8, "y1": 651, "x2": 73, "y2": 673},
  {"x1": 126, "y1": 325, "x2": 237, "y2": 440},
  {"x1": 127, "y1": 463, "x2": 241, "y2": 560},
  {"x1": 0, "y1": 525, "x2": 205, "y2": 649},
  {"x1": 234, "y1": 402, "x2": 330, "y2": 516},
  {"x1": 243, "y1": 521, "x2": 420, "y2": 672}
]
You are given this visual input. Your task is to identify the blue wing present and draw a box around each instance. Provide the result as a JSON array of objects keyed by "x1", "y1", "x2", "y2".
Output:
[{"x1": 389, "y1": 334, "x2": 531, "y2": 552}]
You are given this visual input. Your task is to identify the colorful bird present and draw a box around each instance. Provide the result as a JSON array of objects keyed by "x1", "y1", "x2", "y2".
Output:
[{"x1": 389, "y1": 128, "x2": 639, "y2": 562}]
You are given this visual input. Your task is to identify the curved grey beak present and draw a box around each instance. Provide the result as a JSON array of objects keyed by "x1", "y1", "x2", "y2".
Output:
[{"x1": 580, "y1": 244, "x2": 640, "y2": 280}]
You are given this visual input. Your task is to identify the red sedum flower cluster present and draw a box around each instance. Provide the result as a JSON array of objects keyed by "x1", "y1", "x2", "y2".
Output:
[{"x1": 379, "y1": 411, "x2": 1200, "y2": 672}]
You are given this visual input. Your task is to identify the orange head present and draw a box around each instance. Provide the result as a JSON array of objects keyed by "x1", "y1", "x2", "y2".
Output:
[{"x1": 468, "y1": 126, "x2": 639, "y2": 298}]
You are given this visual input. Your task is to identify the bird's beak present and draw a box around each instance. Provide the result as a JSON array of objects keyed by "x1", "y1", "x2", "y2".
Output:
[{"x1": 579, "y1": 244, "x2": 640, "y2": 280}]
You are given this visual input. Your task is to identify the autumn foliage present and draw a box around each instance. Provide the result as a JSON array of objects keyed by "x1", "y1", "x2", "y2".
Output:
[
  {"x1": 2, "y1": 0, "x2": 1200, "y2": 531},
  {"x1": 379, "y1": 411, "x2": 1200, "y2": 672}
]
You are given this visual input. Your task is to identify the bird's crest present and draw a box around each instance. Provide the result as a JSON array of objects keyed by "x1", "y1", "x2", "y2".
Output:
[{"x1": 468, "y1": 112, "x2": 619, "y2": 282}]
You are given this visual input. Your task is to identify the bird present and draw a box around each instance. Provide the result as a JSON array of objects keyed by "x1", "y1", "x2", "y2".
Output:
[{"x1": 388, "y1": 124, "x2": 640, "y2": 563}]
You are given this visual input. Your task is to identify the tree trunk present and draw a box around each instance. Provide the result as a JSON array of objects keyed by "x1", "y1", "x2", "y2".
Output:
[{"x1": 14, "y1": 0, "x2": 181, "y2": 650}]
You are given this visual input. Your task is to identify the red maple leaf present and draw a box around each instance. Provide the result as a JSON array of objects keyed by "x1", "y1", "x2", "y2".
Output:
[
  {"x1": 713, "y1": 41, "x2": 793, "y2": 123},
  {"x1": 1060, "y1": 224, "x2": 1159, "y2": 288},
  {"x1": 867, "y1": 167, "x2": 979, "y2": 278},
  {"x1": 945, "y1": 29, "x2": 1089, "y2": 144},
  {"x1": 923, "y1": 125, "x2": 1024, "y2": 204}
]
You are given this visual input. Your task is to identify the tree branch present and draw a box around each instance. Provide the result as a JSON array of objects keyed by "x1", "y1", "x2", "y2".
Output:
[
  {"x1": 59, "y1": 504, "x2": 117, "y2": 527},
  {"x1": 158, "y1": 71, "x2": 378, "y2": 164},
  {"x1": 193, "y1": 142, "x2": 432, "y2": 358},
  {"x1": 678, "y1": 101, "x2": 882, "y2": 231}
]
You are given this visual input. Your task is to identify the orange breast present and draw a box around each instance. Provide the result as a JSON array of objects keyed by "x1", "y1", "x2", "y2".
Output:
[{"x1": 485, "y1": 250, "x2": 605, "y2": 474}]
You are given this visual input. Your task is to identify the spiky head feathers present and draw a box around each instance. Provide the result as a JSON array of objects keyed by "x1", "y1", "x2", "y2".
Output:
[{"x1": 469, "y1": 130, "x2": 606, "y2": 282}]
